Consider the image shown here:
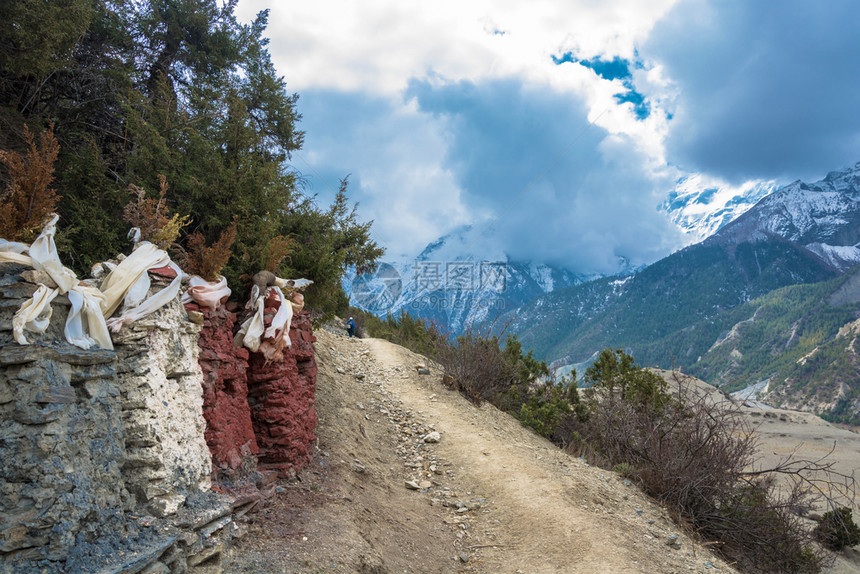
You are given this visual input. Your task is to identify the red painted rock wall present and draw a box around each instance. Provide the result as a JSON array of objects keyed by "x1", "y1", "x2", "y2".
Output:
[
  {"x1": 185, "y1": 302, "x2": 258, "y2": 474},
  {"x1": 188, "y1": 293, "x2": 318, "y2": 478},
  {"x1": 247, "y1": 309, "x2": 318, "y2": 476}
]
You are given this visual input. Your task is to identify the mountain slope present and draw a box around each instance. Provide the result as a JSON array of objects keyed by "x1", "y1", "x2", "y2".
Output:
[
  {"x1": 228, "y1": 329, "x2": 740, "y2": 573},
  {"x1": 509, "y1": 235, "x2": 840, "y2": 367},
  {"x1": 709, "y1": 162, "x2": 860, "y2": 268},
  {"x1": 509, "y1": 161, "x2": 860, "y2": 414},
  {"x1": 677, "y1": 270, "x2": 860, "y2": 424},
  {"x1": 660, "y1": 174, "x2": 776, "y2": 241},
  {"x1": 346, "y1": 164, "x2": 792, "y2": 333},
  {"x1": 228, "y1": 330, "x2": 860, "y2": 574},
  {"x1": 651, "y1": 271, "x2": 860, "y2": 422}
]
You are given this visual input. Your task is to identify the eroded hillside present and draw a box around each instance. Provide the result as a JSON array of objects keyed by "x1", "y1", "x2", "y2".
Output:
[{"x1": 228, "y1": 330, "x2": 743, "y2": 573}]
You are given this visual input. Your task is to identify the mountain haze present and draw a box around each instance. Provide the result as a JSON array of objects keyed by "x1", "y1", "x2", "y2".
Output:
[
  {"x1": 345, "y1": 170, "x2": 783, "y2": 333},
  {"x1": 345, "y1": 225, "x2": 586, "y2": 332},
  {"x1": 508, "y1": 161, "x2": 860, "y2": 421}
]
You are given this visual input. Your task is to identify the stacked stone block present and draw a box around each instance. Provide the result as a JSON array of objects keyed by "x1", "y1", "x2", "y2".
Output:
[
  {"x1": 112, "y1": 298, "x2": 212, "y2": 517},
  {"x1": 0, "y1": 265, "x2": 131, "y2": 567},
  {"x1": 184, "y1": 302, "x2": 258, "y2": 476},
  {"x1": 0, "y1": 261, "x2": 319, "y2": 572},
  {"x1": 246, "y1": 309, "x2": 318, "y2": 475}
]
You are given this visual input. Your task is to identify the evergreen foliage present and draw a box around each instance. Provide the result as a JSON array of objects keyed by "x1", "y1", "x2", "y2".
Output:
[
  {"x1": 583, "y1": 348, "x2": 670, "y2": 413},
  {"x1": 683, "y1": 277, "x2": 860, "y2": 392},
  {"x1": 0, "y1": 0, "x2": 382, "y2": 313},
  {"x1": 0, "y1": 0, "x2": 93, "y2": 80},
  {"x1": 513, "y1": 379, "x2": 576, "y2": 443},
  {"x1": 816, "y1": 507, "x2": 860, "y2": 550},
  {"x1": 276, "y1": 179, "x2": 384, "y2": 318}
]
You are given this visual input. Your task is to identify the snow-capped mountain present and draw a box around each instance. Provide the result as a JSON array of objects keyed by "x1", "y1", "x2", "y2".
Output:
[
  {"x1": 347, "y1": 162, "x2": 860, "y2": 334},
  {"x1": 660, "y1": 174, "x2": 777, "y2": 241},
  {"x1": 502, "y1": 161, "x2": 860, "y2": 379},
  {"x1": 708, "y1": 161, "x2": 860, "y2": 270},
  {"x1": 344, "y1": 225, "x2": 587, "y2": 332}
]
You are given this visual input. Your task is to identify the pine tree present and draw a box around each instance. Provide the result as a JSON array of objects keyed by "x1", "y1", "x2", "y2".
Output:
[{"x1": 0, "y1": 0, "x2": 383, "y2": 312}]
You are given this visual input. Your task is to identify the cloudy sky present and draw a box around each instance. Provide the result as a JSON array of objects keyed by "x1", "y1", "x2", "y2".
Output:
[{"x1": 237, "y1": 0, "x2": 860, "y2": 275}]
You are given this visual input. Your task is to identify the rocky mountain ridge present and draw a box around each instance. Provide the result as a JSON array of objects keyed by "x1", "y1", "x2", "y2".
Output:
[
  {"x1": 660, "y1": 173, "x2": 776, "y2": 241},
  {"x1": 346, "y1": 160, "x2": 860, "y2": 423},
  {"x1": 345, "y1": 164, "x2": 797, "y2": 333},
  {"x1": 344, "y1": 225, "x2": 587, "y2": 332},
  {"x1": 505, "y1": 161, "x2": 860, "y2": 422},
  {"x1": 708, "y1": 161, "x2": 860, "y2": 270}
]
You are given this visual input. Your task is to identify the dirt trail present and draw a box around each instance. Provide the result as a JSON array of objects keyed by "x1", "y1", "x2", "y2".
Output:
[
  {"x1": 228, "y1": 332, "x2": 740, "y2": 573},
  {"x1": 363, "y1": 338, "x2": 683, "y2": 574}
]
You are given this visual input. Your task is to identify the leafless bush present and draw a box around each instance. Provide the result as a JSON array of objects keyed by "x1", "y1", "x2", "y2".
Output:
[
  {"x1": 657, "y1": 378, "x2": 841, "y2": 573},
  {"x1": 433, "y1": 329, "x2": 519, "y2": 405},
  {"x1": 571, "y1": 355, "x2": 857, "y2": 573}
]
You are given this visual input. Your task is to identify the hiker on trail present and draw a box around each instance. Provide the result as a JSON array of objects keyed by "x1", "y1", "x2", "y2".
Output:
[{"x1": 346, "y1": 317, "x2": 356, "y2": 337}]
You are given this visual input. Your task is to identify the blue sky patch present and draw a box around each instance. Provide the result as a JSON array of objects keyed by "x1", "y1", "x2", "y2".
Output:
[
  {"x1": 553, "y1": 53, "x2": 632, "y2": 82},
  {"x1": 553, "y1": 53, "x2": 647, "y2": 119},
  {"x1": 581, "y1": 56, "x2": 632, "y2": 81},
  {"x1": 551, "y1": 51, "x2": 576, "y2": 65},
  {"x1": 614, "y1": 82, "x2": 650, "y2": 120}
]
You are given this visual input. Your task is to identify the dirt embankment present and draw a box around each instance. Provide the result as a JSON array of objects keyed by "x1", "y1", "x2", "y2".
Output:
[{"x1": 227, "y1": 331, "x2": 749, "y2": 573}]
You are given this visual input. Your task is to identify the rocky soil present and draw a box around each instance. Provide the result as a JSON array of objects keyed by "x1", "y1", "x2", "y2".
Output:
[{"x1": 226, "y1": 331, "x2": 745, "y2": 573}]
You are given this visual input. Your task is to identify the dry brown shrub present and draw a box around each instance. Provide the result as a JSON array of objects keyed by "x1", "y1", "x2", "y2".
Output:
[
  {"x1": 435, "y1": 330, "x2": 518, "y2": 405},
  {"x1": 264, "y1": 235, "x2": 296, "y2": 273},
  {"x1": 573, "y1": 364, "x2": 856, "y2": 573},
  {"x1": 183, "y1": 216, "x2": 238, "y2": 281},
  {"x1": 122, "y1": 174, "x2": 190, "y2": 250},
  {"x1": 0, "y1": 124, "x2": 61, "y2": 241}
]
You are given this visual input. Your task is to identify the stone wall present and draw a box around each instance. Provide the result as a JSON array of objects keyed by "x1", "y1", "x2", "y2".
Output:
[
  {"x1": 186, "y1": 303, "x2": 258, "y2": 476},
  {"x1": 0, "y1": 261, "x2": 319, "y2": 573},
  {"x1": 0, "y1": 264, "x2": 133, "y2": 567},
  {"x1": 247, "y1": 311, "x2": 318, "y2": 475},
  {"x1": 190, "y1": 300, "x2": 318, "y2": 478},
  {"x1": 112, "y1": 297, "x2": 212, "y2": 518}
]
